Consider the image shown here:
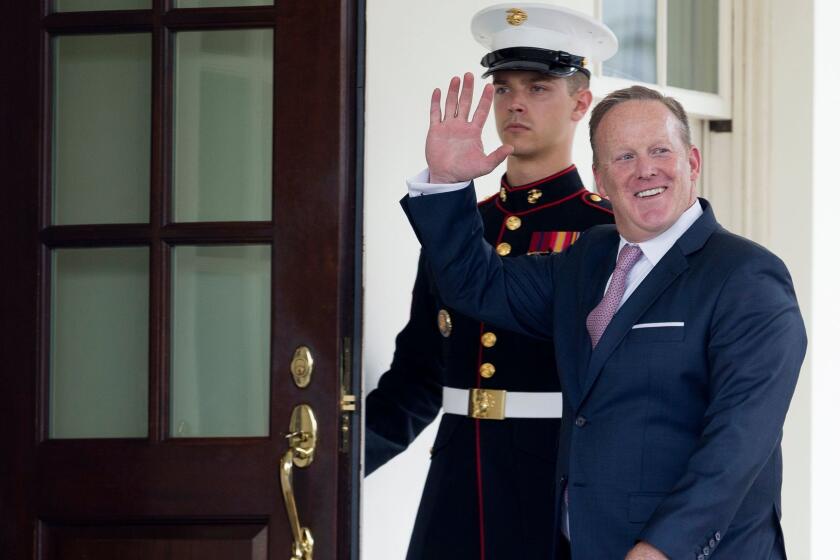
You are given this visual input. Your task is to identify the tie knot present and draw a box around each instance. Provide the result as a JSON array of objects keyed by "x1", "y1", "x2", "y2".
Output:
[{"x1": 616, "y1": 244, "x2": 642, "y2": 273}]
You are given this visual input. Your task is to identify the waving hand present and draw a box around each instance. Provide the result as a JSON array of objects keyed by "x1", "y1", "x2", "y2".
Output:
[{"x1": 426, "y1": 73, "x2": 514, "y2": 184}]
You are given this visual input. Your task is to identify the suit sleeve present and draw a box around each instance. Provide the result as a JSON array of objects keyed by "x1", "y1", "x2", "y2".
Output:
[
  {"x1": 364, "y1": 253, "x2": 445, "y2": 475},
  {"x1": 638, "y1": 252, "x2": 807, "y2": 559},
  {"x1": 401, "y1": 185, "x2": 557, "y2": 340}
]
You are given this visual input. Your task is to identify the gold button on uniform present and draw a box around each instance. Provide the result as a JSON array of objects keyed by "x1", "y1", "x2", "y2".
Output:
[
  {"x1": 505, "y1": 216, "x2": 522, "y2": 230},
  {"x1": 589, "y1": 193, "x2": 602, "y2": 202},
  {"x1": 479, "y1": 363, "x2": 496, "y2": 379},
  {"x1": 437, "y1": 309, "x2": 453, "y2": 337},
  {"x1": 481, "y1": 332, "x2": 497, "y2": 347},
  {"x1": 496, "y1": 242, "x2": 512, "y2": 256}
]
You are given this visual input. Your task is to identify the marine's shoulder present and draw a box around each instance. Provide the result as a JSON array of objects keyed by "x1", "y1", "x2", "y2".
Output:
[{"x1": 576, "y1": 191, "x2": 614, "y2": 218}]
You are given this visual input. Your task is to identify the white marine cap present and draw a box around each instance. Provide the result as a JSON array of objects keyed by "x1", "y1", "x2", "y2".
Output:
[{"x1": 471, "y1": 3, "x2": 618, "y2": 78}]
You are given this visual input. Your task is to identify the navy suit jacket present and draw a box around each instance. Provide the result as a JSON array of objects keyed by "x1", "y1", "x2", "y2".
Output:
[{"x1": 402, "y1": 186, "x2": 806, "y2": 560}]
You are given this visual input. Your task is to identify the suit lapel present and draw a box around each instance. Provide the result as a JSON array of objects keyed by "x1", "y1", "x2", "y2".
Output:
[
  {"x1": 578, "y1": 199, "x2": 720, "y2": 405},
  {"x1": 571, "y1": 245, "x2": 616, "y2": 405}
]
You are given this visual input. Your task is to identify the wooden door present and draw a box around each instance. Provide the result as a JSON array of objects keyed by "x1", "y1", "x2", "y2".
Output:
[{"x1": 0, "y1": 1, "x2": 361, "y2": 559}]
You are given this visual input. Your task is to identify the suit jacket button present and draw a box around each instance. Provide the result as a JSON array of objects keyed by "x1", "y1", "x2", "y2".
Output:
[
  {"x1": 709, "y1": 538, "x2": 716, "y2": 548},
  {"x1": 574, "y1": 416, "x2": 587, "y2": 427},
  {"x1": 697, "y1": 555, "x2": 704, "y2": 560},
  {"x1": 703, "y1": 546, "x2": 710, "y2": 555},
  {"x1": 715, "y1": 531, "x2": 721, "y2": 541}
]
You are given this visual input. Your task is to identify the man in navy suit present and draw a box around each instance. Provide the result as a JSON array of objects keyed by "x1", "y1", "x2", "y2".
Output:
[{"x1": 401, "y1": 80, "x2": 806, "y2": 559}]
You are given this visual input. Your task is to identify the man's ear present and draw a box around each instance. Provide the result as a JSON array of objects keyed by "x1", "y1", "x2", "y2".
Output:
[
  {"x1": 572, "y1": 89, "x2": 593, "y2": 122},
  {"x1": 688, "y1": 144, "x2": 702, "y2": 182},
  {"x1": 592, "y1": 162, "x2": 609, "y2": 199}
]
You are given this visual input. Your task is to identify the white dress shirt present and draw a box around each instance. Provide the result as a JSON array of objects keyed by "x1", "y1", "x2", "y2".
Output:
[{"x1": 611, "y1": 199, "x2": 702, "y2": 307}]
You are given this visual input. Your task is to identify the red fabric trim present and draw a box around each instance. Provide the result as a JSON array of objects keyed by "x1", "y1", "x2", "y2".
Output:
[
  {"x1": 580, "y1": 191, "x2": 615, "y2": 215},
  {"x1": 494, "y1": 188, "x2": 587, "y2": 217},
  {"x1": 501, "y1": 164, "x2": 577, "y2": 191},
  {"x1": 478, "y1": 192, "x2": 499, "y2": 208},
  {"x1": 474, "y1": 321, "x2": 487, "y2": 559},
  {"x1": 475, "y1": 419, "x2": 486, "y2": 560}
]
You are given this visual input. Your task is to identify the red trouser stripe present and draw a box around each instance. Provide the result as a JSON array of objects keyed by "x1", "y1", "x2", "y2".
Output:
[{"x1": 475, "y1": 418, "x2": 486, "y2": 560}]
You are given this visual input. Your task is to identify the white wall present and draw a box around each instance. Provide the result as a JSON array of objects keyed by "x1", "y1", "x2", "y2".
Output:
[
  {"x1": 811, "y1": 0, "x2": 840, "y2": 557},
  {"x1": 766, "y1": 1, "x2": 813, "y2": 558},
  {"x1": 362, "y1": 1, "x2": 815, "y2": 558}
]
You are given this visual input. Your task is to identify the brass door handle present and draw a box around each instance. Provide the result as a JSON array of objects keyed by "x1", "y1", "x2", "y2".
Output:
[{"x1": 280, "y1": 404, "x2": 317, "y2": 560}]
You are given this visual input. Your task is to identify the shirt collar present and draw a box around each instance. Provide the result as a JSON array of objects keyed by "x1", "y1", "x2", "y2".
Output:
[{"x1": 617, "y1": 199, "x2": 703, "y2": 267}]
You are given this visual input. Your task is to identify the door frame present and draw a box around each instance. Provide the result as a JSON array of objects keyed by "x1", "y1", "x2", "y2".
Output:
[{"x1": 0, "y1": 1, "x2": 363, "y2": 558}]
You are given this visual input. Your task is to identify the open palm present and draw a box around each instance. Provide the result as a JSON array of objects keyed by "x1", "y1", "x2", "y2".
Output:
[{"x1": 426, "y1": 73, "x2": 513, "y2": 184}]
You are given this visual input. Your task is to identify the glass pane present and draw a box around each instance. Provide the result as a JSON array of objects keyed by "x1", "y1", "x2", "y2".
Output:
[
  {"x1": 667, "y1": 0, "x2": 719, "y2": 93},
  {"x1": 602, "y1": 0, "x2": 657, "y2": 84},
  {"x1": 171, "y1": 245, "x2": 270, "y2": 437},
  {"x1": 173, "y1": 30, "x2": 273, "y2": 222},
  {"x1": 54, "y1": 0, "x2": 150, "y2": 11},
  {"x1": 53, "y1": 34, "x2": 151, "y2": 225},
  {"x1": 177, "y1": 0, "x2": 272, "y2": 6},
  {"x1": 50, "y1": 248, "x2": 149, "y2": 439}
]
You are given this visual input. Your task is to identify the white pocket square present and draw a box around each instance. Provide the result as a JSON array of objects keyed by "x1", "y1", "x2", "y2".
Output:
[{"x1": 632, "y1": 322, "x2": 685, "y2": 329}]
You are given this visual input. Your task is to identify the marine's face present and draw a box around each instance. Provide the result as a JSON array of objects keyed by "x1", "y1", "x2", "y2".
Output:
[
  {"x1": 491, "y1": 70, "x2": 589, "y2": 161},
  {"x1": 592, "y1": 100, "x2": 700, "y2": 243}
]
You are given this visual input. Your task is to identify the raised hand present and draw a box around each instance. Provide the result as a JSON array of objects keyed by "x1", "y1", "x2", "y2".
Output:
[
  {"x1": 625, "y1": 542, "x2": 669, "y2": 560},
  {"x1": 425, "y1": 72, "x2": 514, "y2": 184}
]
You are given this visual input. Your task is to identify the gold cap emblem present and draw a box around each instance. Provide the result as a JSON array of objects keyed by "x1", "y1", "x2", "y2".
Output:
[
  {"x1": 506, "y1": 8, "x2": 528, "y2": 26},
  {"x1": 437, "y1": 309, "x2": 452, "y2": 337}
]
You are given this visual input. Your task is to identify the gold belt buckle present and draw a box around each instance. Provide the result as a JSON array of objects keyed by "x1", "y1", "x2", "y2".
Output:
[{"x1": 468, "y1": 388, "x2": 507, "y2": 420}]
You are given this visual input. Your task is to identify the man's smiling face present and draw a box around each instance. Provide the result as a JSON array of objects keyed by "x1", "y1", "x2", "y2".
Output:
[{"x1": 592, "y1": 99, "x2": 700, "y2": 243}]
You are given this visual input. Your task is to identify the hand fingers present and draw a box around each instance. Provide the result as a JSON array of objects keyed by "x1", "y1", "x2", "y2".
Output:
[
  {"x1": 430, "y1": 88, "x2": 441, "y2": 125},
  {"x1": 443, "y1": 75, "x2": 460, "y2": 120},
  {"x1": 483, "y1": 144, "x2": 514, "y2": 173},
  {"x1": 456, "y1": 72, "x2": 474, "y2": 119},
  {"x1": 470, "y1": 83, "x2": 495, "y2": 128}
]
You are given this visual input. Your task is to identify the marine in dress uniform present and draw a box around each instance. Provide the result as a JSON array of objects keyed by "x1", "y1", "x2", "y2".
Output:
[{"x1": 365, "y1": 5, "x2": 617, "y2": 559}]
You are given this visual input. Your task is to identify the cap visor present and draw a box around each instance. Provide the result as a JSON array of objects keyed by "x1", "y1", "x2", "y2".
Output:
[{"x1": 482, "y1": 60, "x2": 578, "y2": 78}]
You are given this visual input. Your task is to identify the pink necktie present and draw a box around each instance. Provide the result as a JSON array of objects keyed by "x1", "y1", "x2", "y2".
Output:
[{"x1": 586, "y1": 244, "x2": 643, "y2": 347}]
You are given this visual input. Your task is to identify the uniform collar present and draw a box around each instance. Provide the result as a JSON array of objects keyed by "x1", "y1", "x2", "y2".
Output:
[{"x1": 497, "y1": 165, "x2": 591, "y2": 213}]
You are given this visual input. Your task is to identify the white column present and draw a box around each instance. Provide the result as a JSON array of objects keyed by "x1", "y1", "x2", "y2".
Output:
[{"x1": 811, "y1": 1, "x2": 840, "y2": 556}]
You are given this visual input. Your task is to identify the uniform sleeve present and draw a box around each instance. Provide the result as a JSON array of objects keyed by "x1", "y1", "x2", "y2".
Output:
[
  {"x1": 401, "y1": 185, "x2": 557, "y2": 340},
  {"x1": 638, "y1": 252, "x2": 806, "y2": 559},
  {"x1": 364, "y1": 252, "x2": 445, "y2": 475}
]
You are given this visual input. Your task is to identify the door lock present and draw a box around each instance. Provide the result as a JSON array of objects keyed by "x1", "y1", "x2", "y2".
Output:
[
  {"x1": 280, "y1": 404, "x2": 317, "y2": 560},
  {"x1": 290, "y1": 346, "x2": 314, "y2": 388}
]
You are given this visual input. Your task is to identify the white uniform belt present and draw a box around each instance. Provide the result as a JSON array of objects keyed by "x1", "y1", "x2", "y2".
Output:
[{"x1": 442, "y1": 386, "x2": 563, "y2": 420}]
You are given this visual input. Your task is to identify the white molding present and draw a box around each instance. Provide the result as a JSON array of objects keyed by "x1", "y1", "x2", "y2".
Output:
[
  {"x1": 656, "y1": 0, "x2": 668, "y2": 88},
  {"x1": 591, "y1": 76, "x2": 731, "y2": 119},
  {"x1": 731, "y1": 0, "x2": 772, "y2": 244}
]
